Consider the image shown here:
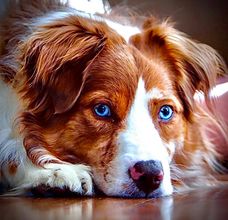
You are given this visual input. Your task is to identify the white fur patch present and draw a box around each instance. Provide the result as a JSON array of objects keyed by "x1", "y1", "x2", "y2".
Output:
[
  {"x1": 0, "y1": 80, "x2": 26, "y2": 189},
  {"x1": 34, "y1": 7, "x2": 140, "y2": 43},
  {"x1": 0, "y1": 80, "x2": 24, "y2": 166},
  {"x1": 3, "y1": 159, "x2": 93, "y2": 195},
  {"x1": 68, "y1": 0, "x2": 141, "y2": 42},
  {"x1": 147, "y1": 87, "x2": 165, "y2": 100},
  {"x1": 41, "y1": 163, "x2": 92, "y2": 194},
  {"x1": 105, "y1": 20, "x2": 140, "y2": 42}
]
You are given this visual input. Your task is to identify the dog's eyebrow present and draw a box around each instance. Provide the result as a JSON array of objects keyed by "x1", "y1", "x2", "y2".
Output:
[
  {"x1": 146, "y1": 88, "x2": 182, "y2": 110},
  {"x1": 147, "y1": 88, "x2": 179, "y2": 102},
  {"x1": 147, "y1": 88, "x2": 165, "y2": 100}
]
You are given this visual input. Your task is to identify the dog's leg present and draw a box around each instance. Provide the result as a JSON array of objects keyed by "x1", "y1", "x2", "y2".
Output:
[
  {"x1": 1, "y1": 142, "x2": 93, "y2": 196},
  {"x1": 3, "y1": 159, "x2": 93, "y2": 196},
  {"x1": 0, "y1": 81, "x2": 93, "y2": 196}
]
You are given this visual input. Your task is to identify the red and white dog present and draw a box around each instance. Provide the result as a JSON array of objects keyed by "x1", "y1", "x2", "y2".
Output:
[{"x1": 0, "y1": 0, "x2": 227, "y2": 198}]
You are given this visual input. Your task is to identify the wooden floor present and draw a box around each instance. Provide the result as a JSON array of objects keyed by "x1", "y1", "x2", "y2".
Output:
[{"x1": 1, "y1": 186, "x2": 228, "y2": 220}]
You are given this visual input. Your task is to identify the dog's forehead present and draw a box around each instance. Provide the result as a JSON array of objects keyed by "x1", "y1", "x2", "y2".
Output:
[{"x1": 87, "y1": 45, "x2": 173, "y2": 94}]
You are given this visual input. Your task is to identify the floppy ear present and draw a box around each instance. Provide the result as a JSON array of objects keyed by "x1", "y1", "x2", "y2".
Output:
[
  {"x1": 130, "y1": 17, "x2": 227, "y2": 118},
  {"x1": 20, "y1": 16, "x2": 107, "y2": 115}
]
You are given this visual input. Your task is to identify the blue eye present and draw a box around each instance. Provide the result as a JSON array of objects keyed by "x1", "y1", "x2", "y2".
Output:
[
  {"x1": 94, "y1": 104, "x2": 111, "y2": 118},
  {"x1": 159, "y1": 105, "x2": 173, "y2": 121}
]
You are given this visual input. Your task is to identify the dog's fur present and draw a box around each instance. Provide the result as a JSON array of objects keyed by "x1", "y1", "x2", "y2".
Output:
[{"x1": 0, "y1": 0, "x2": 227, "y2": 197}]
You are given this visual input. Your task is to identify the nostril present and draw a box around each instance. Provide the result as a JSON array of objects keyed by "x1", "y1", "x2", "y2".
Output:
[
  {"x1": 129, "y1": 167, "x2": 164, "y2": 183},
  {"x1": 153, "y1": 171, "x2": 164, "y2": 184},
  {"x1": 129, "y1": 167, "x2": 144, "y2": 181},
  {"x1": 129, "y1": 160, "x2": 164, "y2": 194}
]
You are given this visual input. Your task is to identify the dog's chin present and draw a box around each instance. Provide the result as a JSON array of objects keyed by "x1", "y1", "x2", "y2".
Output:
[
  {"x1": 93, "y1": 183, "x2": 166, "y2": 198},
  {"x1": 115, "y1": 189, "x2": 164, "y2": 199}
]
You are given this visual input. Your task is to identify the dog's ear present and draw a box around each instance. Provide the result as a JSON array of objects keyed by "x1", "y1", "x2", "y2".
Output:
[
  {"x1": 130, "y1": 17, "x2": 227, "y2": 117},
  {"x1": 20, "y1": 17, "x2": 110, "y2": 115}
]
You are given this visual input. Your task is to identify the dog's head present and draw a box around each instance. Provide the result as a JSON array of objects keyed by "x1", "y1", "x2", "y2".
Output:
[{"x1": 18, "y1": 15, "x2": 226, "y2": 197}]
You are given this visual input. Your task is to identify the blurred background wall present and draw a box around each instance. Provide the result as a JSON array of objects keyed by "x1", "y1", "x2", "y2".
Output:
[{"x1": 109, "y1": 0, "x2": 228, "y2": 64}]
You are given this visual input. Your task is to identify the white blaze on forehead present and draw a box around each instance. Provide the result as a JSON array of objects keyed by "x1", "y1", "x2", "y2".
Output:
[
  {"x1": 118, "y1": 77, "x2": 168, "y2": 161},
  {"x1": 115, "y1": 77, "x2": 173, "y2": 196}
]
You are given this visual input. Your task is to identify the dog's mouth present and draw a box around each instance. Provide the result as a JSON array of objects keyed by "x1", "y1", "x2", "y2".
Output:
[
  {"x1": 93, "y1": 180, "x2": 164, "y2": 198},
  {"x1": 93, "y1": 160, "x2": 171, "y2": 198}
]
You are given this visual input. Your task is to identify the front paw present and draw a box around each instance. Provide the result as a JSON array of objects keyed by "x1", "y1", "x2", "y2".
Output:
[{"x1": 32, "y1": 164, "x2": 93, "y2": 195}]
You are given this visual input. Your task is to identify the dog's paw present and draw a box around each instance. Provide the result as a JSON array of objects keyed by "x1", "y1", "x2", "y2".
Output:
[{"x1": 31, "y1": 163, "x2": 93, "y2": 195}]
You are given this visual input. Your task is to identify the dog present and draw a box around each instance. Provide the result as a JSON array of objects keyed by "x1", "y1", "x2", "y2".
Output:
[{"x1": 0, "y1": 0, "x2": 227, "y2": 198}]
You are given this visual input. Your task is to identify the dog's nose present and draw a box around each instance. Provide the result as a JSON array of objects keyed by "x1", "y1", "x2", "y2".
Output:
[{"x1": 129, "y1": 160, "x2": 164, "y2": 194}]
